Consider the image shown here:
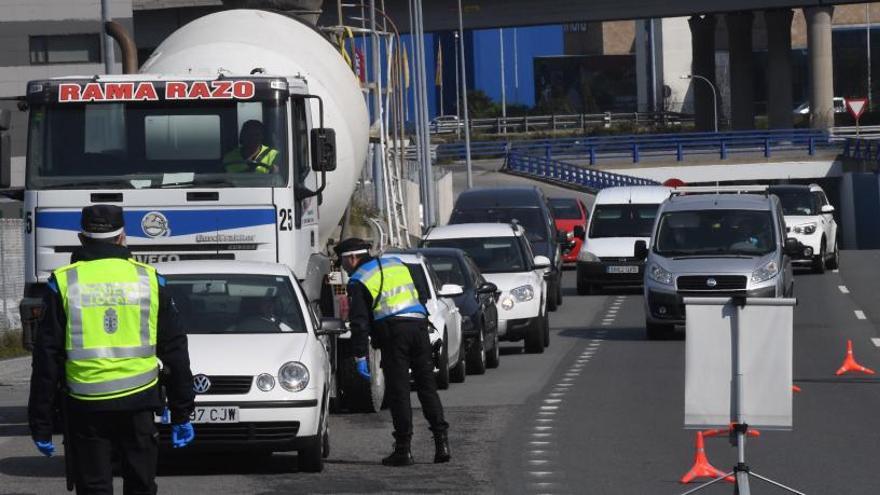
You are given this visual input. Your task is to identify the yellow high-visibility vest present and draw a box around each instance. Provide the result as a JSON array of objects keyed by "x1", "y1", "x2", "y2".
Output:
[
  {"x1": 223, "y1": 144, "x2": 278, "y2": 174},
  {"x1": 350, "y1": 257, "x2": 426, "y2": 321}
]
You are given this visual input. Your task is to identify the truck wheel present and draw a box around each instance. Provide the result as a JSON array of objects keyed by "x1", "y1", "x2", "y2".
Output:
[
  {"x1": 435, "y1": 331, "x2": 450, "y2": 390},
  {"x1": 524, "y1": 316, "x2": 545, "y2": 354},
  {"x1": 646, "y1": 322, "x2": 673, "y2": 341},
  {"x1": 486, "y1": 326, "x2": 500, "y2": 369},
  {"x1": 465, "y1": 328, "x2": 487, "y2": 375}
]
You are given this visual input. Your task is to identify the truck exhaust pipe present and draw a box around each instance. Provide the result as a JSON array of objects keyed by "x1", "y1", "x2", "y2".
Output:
[{"x1": 104, "y1": 21, "x2": 138, "y2": 74}]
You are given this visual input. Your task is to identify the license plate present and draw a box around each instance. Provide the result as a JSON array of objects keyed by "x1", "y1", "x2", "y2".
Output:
[
  {"x1": 190, "y1": 406, "x2": 239, "y2": 424},
  {"x1": 607, "y1": 265, "x2": 639, "y2": 274}
]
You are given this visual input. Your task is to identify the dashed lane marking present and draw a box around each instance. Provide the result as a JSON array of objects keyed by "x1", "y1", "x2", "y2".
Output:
[
  {"x1": 833, "y1": 269, "x2": 839, "y2": 273},
  {"x1": 855, "y1": 310, "x2": 867, "y2": 320},
  {"x1": 838, "y1": 285, "x2": 850, "y2": 294},
  {"x1": 872, "y1": 338, "x2": 880, "y2": 347}
]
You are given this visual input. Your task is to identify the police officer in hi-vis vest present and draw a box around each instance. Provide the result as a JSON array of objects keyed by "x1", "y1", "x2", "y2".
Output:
[
  {"x1": 28, "y1": 205, "x2": 195, "y2": 494},
  {"x1": 223, "y1": 119, "x2": 279, "y2": 174},
  {"x1": 334, "y1": 238, "x2": 450, "y2": 467}
]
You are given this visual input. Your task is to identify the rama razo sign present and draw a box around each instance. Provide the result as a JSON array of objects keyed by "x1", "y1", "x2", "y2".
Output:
[{"x1": 57, "y1": 81, "x2": 256, "y2": 103}]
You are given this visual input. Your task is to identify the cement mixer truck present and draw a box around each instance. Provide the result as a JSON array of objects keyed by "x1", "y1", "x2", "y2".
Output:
[{"x1": 13, "y1": 10, "x2": 381, "y2": 410}]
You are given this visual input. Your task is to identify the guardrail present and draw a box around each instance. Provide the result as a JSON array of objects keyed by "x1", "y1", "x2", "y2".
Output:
[
  {"x1": 504, "y1": 151, "x2": 658, "y2": 192},
  {"x1": 437, "y1": 111, "x2": 694, "y2": 135},
  {"x1": 841, "y1": 136, "x2": 880, "y2": 161},
  {"x1": 438, "y1": 128, "x2": 837, "y2": 164},
  {"x1": 829, "y1": 125, "x2": 880, "y2": 141}
]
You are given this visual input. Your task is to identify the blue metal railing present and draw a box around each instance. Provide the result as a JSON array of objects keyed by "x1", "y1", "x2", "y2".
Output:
[
  {"x1": 504, "y1": 151, "x2": 659, "y2": 191},
  {"x1": 438, "y1": 128, "x2": 836, "y2": 164},
  {"x1": 842, "y1": 137, "x2": 880, "y2": 163}
]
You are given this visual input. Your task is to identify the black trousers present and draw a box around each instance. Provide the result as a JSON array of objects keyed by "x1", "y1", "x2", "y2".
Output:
[
  {"x1": 379, "y1": 318, "x2": 449, "y2": 443},
  {"x1": 68, "y1": 408, "x2": 158, "y2": 495}
]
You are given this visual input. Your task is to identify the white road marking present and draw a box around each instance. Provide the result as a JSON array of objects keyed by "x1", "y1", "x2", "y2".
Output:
[
  {"x1": 600, "y1": 321, "x2": 612, "y2": 326},
  {"x1": 527, "y1": 471, "x2": 557, "y2": 477},
  {"x1": 565, "y1": 372, "x2": 580, "y2": 377},
  {"x1": 537, "y1": 411, "x2": 556, "y2": 416},
  {"x1": 589, "y1": 342, "x2": 601, "y2": 347},
  {"x1": 561, "y1": 377, "x2": 574, "y2": 382},
  {"x1": 833, "y1": 269, "x2": 839, "y2": 273},
  {"x1": 544, "y1": 399, "x2": 562, "y2": 404},
  {"x1": 531, "y1": 433, "x2": 553, "y2": 438},
  {"x1": 528, "y1": 459, "x2": 551, "y2": 466},
  {"x1": 533, "y1": 426, "x2": 554, "y2": 431},
  {"x1": 536, "y1": 418, "x2": 555, "y2": 423},
  {"x1": 540, "y1": 405, "x2": 559, "y2": 410},
  {"x1": 855, "y1": 310, "x2": 867, "y2": 320},
  {"x1": 555, "y1": 383, "x2": 573, "y2": 387},
  {"x1": 548, "y1": 392, "x2": 566, "y2": 398},
  {"x1": 838, "y1": 285, "x2": 850, "y2": 294},
  {"x1": 872, "y1": 338, "x2": 880, "y2": 347},
  {"x1": 529, "y1": 441, "x2": 551, "y2": 446}
]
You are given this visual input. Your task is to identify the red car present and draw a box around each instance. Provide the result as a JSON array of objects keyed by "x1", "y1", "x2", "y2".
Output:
[{"x1": 548, "y1": 197, "x2": 589, "y2": 264}]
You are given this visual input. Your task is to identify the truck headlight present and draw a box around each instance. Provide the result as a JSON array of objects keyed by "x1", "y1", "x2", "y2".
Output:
[
  {"x1": 500, "y1": 296, "x2": 515, "y2": 310},
  {"x1": 648, "y1": 263, "x2": 673, "y2": 286},
  {"x1": 278, "y1": 361, "x2": 309, "y2": 392},
  {"x1": 510, "y1": 285, "x2": 535, "y2": 302},
  {"x1": 751, "y1": 259, "x2": 779, "y2": 284},
  {"x1": 793, "y1": 223, "x2": 817, "y2": 235},
  {"x1": 256, "y1": 373, "x2": 275, "y2": 392},
  {"x1": 577, "y1": 248, "x2": 599, "y2": 262}
]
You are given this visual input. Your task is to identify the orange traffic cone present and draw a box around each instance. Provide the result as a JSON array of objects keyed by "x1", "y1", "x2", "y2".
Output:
[
  {"x1": 792, "y1": 385, "x2": 802, "y2": 393},
  {"x1": 835, "y1": 340, "x2": 876, "y2": 376},
  {"x1": 679, "y1": 432, "x2": 734, "y2": 484},
  {"x1": 702, "y1": 422, "x2": 760, "y2": 439}
]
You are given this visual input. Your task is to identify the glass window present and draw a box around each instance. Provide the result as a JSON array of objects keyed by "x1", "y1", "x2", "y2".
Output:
[
  {"x1": 404, "y1": 263, "x2": 432, "y2": 304},
  {"x1": 654, "y1": 210, "x2": 776, "y2": 256},
  {"x1": 449, "y1": 207, "x2": 549, "y2": 241},
  {"x1": 426, "y1": 256, "x2": 468, "y2": 288},
  {"x1": 30, "y1": 34, "x2": 101, "y2": 65},
  {"x1": 548, "y1": 198, "x2": 582, "y2": 220},
  {"x1": 145, "y1": 115, "x2": 221, "y2": 160},
  {"x1": 589, "y1": 204, "x2": 659, "y2": 238},
  {"x1": 165, "y1": 274, "x2": 306, "y2": 334},
  {"x1": 773, "y1": 190, "x2": 815, "y2": 216},
  {"x1": 424, "y1": 237, "x2": 527, "y2": 273},
  {"x1": 292, "y1": 98, "x2": 310, "y2": 184}
]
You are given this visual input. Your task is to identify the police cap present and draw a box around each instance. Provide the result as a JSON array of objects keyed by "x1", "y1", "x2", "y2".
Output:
[
  {"x1": 333, "y1": 237, "x2": 372, "y2": 258},
  {"x1": 81, "y1": 204, "x2": 125, "y2": 239}
]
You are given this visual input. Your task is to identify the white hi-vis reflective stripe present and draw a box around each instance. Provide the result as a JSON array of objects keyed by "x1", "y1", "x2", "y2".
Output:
[
  {"x1": 375, "y1": 283, "x2": 419, "y2": 319},
  {"x1": 67, "y1": 367, "x2": 158, "y2": 395},
  {"x1": 66, "y1": 345, "x2": 156, "y2": 360}
]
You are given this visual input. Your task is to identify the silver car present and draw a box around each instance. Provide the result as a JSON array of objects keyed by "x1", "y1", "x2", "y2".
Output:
[{"x1": 635, "y1": 192, "x2": 799, "y2": 340}]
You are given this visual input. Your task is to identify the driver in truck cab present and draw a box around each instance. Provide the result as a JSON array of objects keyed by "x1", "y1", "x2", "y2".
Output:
[{"x1": 223, "y1": 119, "x2": 279, "y2": 174}]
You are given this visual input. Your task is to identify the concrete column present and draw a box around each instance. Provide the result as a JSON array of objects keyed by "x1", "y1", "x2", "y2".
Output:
[
  {"x1": 805, "y1": 6, "x2": 835, "y2": 129},
  {"x1": 726, "y1": 11, "x2": 755, "y2": 130},
  {"x1": 765, "y1": 9, "x2": 794, "y2": 129},
  {"x1": 688, "y1": 15, "x2": 717, "y2": 131}
]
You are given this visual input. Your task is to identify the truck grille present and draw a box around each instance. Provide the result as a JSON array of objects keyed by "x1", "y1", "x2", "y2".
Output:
[
  {"x1": 198, "y1": 375, "x2": 252, "y2": 395},
  {"x1": 676, "y1": 275, "x2": 747, "y2": 291}
]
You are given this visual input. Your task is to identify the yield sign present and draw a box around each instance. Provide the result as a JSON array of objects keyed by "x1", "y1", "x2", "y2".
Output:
[{"x1": 846, "y1": 98, "x2": 868, "y2": 120}]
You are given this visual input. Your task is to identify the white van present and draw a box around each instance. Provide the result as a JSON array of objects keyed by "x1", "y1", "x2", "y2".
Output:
[{"x1": 576, "y1": 186, "x2": 672, "y2": 295}]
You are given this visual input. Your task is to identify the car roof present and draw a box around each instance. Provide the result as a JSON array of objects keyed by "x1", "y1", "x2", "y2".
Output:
[
  {"x1": 595, "y1": 186, "x2": 672, "y2": 205},
  {"x1": 424, "y1": 223, "x2": 523, "y2": 240},
  {"x1": 152, "y1": 260, "x2": 293, "y2": 276},
  {"x1": 768, "y1": 185, "x2": 810, "y2": 193},
  {"x1": 662, "y1": 193, "x2": 773, "y2": 212},
  {"x1": 395, "y1": 247, "x2": 470, "y2": 259},
  {"x1": 382, "y1": 252, "x2": 426, "y2": 265},
  {"x1": 454, "y1": 186, "x2": 545, "y2": 208}
]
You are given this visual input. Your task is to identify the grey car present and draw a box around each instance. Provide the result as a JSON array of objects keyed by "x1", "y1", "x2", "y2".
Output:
[{"x1": 635, "y1": 192, "x2": 799, "y2": 340}]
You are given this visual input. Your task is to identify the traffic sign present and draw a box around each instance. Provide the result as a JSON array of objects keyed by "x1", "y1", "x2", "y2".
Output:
[{"x1": 845, "y1": 98, "x2": 868, "y2": 120}]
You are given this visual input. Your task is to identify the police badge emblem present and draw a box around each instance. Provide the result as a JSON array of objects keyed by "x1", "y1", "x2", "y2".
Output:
[{"x1": 103, "y1": 308, "x2": 119, "y2": 334}]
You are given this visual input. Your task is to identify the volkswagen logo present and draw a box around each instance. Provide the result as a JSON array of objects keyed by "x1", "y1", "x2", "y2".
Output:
[
  {"x1": 192, "y1": 374, "x2": 211, "y2": 394},
  {"x1": 141, "y1": 211, "x2": 170, "y2": 238},
  {"x1": 706, "y1": 278, "x2": 718, "y2": 288}
]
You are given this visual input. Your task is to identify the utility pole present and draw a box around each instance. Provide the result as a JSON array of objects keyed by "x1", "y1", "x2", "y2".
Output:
[
  {"x1": 100, "y1": 0, "x2": 115, "y2": 73},
  {"x1": 500, "y1": 28, "x2": 507, "y2": 134},
  {"x1": 868, "y1": 4, "x2": 873, "y2": 110},
  {"x1": 513, "y1": 28, "x2": 519, "y2": 103},
  {"x1": 454, "y1": 31, "x2": 461, "y2": 138},
  {"x1": 457, "y1": 0, "x2": 473, "y2": 189}
]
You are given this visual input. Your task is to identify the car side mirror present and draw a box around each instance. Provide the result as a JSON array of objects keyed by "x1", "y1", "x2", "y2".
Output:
[
  {"x1": 477, "y1": 282, "x2": 498, "y2": 294},
  {"x1": 821, "y1": 205, "x2": 835, "y2": 214},
  {"x1": 310, "y1": 128, "x2": 337, "y2": 172},
  {"x1": 784, "y1": 238, "x2": 801, "y2": 257},
  {"x1": 634, "y1": 240, "x2": 649, "y2": 261},
  {"x1": 315, "y1": 317, "x2": 348, "y2": 336},
  {"x1": 533, "y1": 255, "x2": 552, "y2": 269},
  {"x1": 437, "y1": 284, "x2": 464, "y2": 298},
  {"x1": 573, "y1": 225, "x2": 586, "y2": 240}
]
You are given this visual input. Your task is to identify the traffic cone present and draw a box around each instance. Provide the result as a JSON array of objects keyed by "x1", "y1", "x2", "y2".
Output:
[
  {"x1": 835, "y1": 340, "x2": 876, "y2": 376},
  {"x1": 679, "y1": 432, "x2": 734, "y2": 484},
  {"x1": 792, "y1": 385, "x2": 802, "y2": 393}
]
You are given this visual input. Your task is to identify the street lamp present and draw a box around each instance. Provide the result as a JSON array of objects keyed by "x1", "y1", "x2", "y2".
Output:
[{"x1": 682, "y1": 74, "x2": 718, "y2": 133}]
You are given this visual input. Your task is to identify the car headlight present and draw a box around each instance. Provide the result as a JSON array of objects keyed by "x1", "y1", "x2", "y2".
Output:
[
  {"x1": 278, "y1": 361, "x2": 310, "y2": 392},
  {"x1": 752, "y1": 259, "x2": 779, "y2": 284},
  {"x1": 500, "y1": 296, "x2": 515, "y2": 310},
  {"x1": 256, "y1": 373, "x2": 275, "y2": 392},
  {"x1": 577, "y1": 247, "x2": 599, "y2": 262},
  {"x1": 648, "y1": 263, "x2": 674, "y2": 286},
  {"x1": 510, "y1": 285, "x2": 535, "y2": 302},
  {"x1": 793, "y1": 223, "x2": 817, "y2": 235}
]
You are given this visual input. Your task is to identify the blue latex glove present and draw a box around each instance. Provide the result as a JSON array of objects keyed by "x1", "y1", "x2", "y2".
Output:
[
  {"x1": 35, "y1": 440, "x2": 54, "y2": 457},
  {"x1": 171, "y1": 422, "x2": 195, "y2": 449},
  {"x1": 356, "y1": 357, "x2": 371, "y2": 380}
]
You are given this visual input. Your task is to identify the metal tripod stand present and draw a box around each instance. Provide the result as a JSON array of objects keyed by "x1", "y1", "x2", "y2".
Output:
[{"x1": 679, "y1": 297, "x2": 804, "y2": 495}]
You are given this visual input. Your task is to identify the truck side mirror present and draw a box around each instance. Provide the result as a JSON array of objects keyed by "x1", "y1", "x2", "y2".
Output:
[
  {"x1": 311, "y1": 128, "x2": 337, "y2": 172},
  {"x1": 0, "y1": 109, "x2": 11, "y2": 189},
  {"x1": 634, "y1": 240, "x2": 649, "y2": 261}
]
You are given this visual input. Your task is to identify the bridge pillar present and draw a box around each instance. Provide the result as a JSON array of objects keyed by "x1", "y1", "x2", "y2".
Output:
[
  {"x1": 765, "y1": 9, "x2": 794, "y2": 129},
  {"x1": 688, "y1": 15, "x2": 717, "y2": 132},
  {"x1": 805, "y1": 6, "x2": 835, "y2": 129},
  {"x1": 727, "y1": 11, "x2": 755, "y2": 130}
]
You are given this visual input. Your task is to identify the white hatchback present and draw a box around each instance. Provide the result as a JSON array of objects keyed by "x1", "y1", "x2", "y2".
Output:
[
  {"x1": 769, "y1": 184, "x2": 840, "y2": 273},
  {"x1": 153, "y1": 260, "x2": 345, "y2": 473},
  {"x1": 422, "y1": 223, "x2": 552, "y2": 354}
]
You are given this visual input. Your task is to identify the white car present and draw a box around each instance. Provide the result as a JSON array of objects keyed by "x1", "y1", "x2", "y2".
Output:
[
  {"x1": 422, "y1": 223, "x2": 552, "y2": 354},
  {"x1": 769, "y1": 184, "x2": 840, "y2": 273},
  {"x1": 383, "y1": 253, "x2": 466, "y2": 389},
  {"x1": 154, "y1": 261, "x2": 345, "y2": 473}
]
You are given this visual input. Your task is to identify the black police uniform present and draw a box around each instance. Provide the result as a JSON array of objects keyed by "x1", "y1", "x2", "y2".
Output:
[{"x1": 28, "y1": 205, "x2": 195, "y2": 495}]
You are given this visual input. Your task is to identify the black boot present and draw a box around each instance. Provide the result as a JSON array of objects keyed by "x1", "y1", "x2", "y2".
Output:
[
  {"x1": 382, "y1": 442, "x2": 414, "y2": 467},
  {"x1": 433, "y1": 432, "x2": 450, "y2": 463}
]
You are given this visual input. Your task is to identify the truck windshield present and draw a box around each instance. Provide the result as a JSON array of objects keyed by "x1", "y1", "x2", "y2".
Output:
[
  {"x1": 589, "y1": 204, "x2": 658, "y2": 238},
  {"x1": 654, "y1": 210, "x2": 776, "y2": 256},
  {"x1": 27, "y1": 99, "x2": 289, "y2": 189},
  {"x1": 165, "y1": 274, "x2": 306, "y2": 334},
  {"x1": 423, "y1": 237, "x2": 528, "y2": 273}
]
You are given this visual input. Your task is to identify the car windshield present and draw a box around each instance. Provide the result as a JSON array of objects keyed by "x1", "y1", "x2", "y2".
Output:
[
  {"x1": 654, "y1": 210, "x2": 776, "y2": 256},
  {"x1": 772, "y1": 189, "x2": 816, "y2": 216},
  {"x1": 589, "y1": 204, "x2": 659, "y2": 238},
  {"x1": 26, "y1": 96, "x2": 304, "y2": 190},
  {"x1": 165, "y1": 274, "x2": 306, "y2": 334},
  {"x1": 425, "y1": 255, "x2": 469, "y2": 288},
  {"x1": 549, "y1": 198, "x2": 582, "y2": 220},
  {"x1": 423, "y1": 237, "x2": 528, "y2": 273},
  {"x1": 449, "y1": 208, "x2": 548, "y2": 241}
]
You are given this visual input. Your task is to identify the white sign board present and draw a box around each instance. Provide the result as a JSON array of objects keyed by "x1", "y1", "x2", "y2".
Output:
[{"x1": 684, "y1": 301, "x2": 793, "y2": 429}]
